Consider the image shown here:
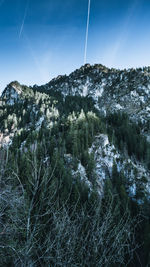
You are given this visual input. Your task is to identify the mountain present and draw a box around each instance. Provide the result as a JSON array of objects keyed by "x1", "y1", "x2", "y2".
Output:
[
  {"x1": 0, "y1": 64, "x2": 150, "y2": 266},
  {"x1": 2, "y1": 63, "x2": 150, "y2": 136},
  {"x1": 46, "y1": 64, "x2": 150, "y2": 127}
]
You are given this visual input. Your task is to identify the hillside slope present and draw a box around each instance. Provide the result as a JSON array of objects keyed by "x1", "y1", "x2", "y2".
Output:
[{"x1": 0, "y1": 64, "x2": 150, "y2": 266}]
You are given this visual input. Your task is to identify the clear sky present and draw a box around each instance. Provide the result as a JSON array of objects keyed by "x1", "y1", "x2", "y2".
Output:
[{"x1": 0, "y1": 0, "x2": 150, "y2": 92}]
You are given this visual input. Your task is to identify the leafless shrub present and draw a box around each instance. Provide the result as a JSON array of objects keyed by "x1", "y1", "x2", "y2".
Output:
[{"x1": 0, "y1": 149, "x2": 139, "y2": 267}]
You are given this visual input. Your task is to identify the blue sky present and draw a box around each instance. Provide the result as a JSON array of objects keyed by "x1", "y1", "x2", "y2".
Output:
[{"x1": 0, "y1": 0, "x2": 150, "y2": 92}]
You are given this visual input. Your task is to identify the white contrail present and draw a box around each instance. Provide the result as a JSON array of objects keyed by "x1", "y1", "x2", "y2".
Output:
[
  {"x1": 84, "y1": 0, "x2": 91, "y2": 65},
  {"x1": 19, "y1": 0, "x2": 29, "y2": 38}
]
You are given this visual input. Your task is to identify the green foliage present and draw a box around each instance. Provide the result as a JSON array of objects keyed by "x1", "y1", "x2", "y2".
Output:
[
  {"x1": 0, "y1": 147, "x2": 136, "y2": 266},
  {"x1": 1, "y1": 80, "x2": 150, "y2": 267},
  {"x1": 107, "y1": 112, "x2": 150, "y2": 166}
]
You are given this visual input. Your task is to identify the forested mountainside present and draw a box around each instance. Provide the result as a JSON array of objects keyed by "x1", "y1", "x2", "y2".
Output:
[{"x1": 0, "y1": 64, "x2": 150, "y2": 266}]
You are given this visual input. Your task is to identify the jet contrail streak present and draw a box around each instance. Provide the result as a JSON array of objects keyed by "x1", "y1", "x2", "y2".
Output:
[
  {"x1": 19, "y1": 0, "x2": 29, "y2": 38},
  {"x1": 84, "y1": 0, "x2": 91, "y2": 65}
]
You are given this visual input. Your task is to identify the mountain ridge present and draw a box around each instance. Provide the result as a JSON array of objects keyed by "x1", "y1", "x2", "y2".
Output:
[
  {"x1": 2, "y1": 63, "x2": 150, "y2": 136},
  {"x1": 1, "y1": 63, "x2": 150, "y2": 266},
  {"x1": 1, "y1": 63, "x2": 150, "y2": 195}
]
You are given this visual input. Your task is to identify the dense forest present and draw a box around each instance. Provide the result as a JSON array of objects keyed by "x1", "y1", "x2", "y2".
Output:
[{"x1": 0, "y1": 66, "x2": 150, "y2": 266}]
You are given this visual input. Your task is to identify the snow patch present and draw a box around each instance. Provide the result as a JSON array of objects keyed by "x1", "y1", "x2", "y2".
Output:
[
  {"x1": 130, "y1": 90, "x2": 139, "y2": 97},
  {"x1": 82, "y1": 77, "x2": 90, "y2": 96},
  {"x1": 72, "y1": 162, "x2": 92, "y2": 189},
  {"x1": 36, "y1": 116, "x2": 44, "y2": 130},
  {"x1": 115, "y1": 103, "x2": 123, "y2": 110}
]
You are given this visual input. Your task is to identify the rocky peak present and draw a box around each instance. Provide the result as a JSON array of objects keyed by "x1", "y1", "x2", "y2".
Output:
[
  {"x1": 43, "y1": 64, "x2": 150, "y2": 132},
  {"x1": 1, "y1": 81, "x2": 22, "y2": 105},
  {"x1": 1, "y1": 63, "x2": 150, "y2": 131}
]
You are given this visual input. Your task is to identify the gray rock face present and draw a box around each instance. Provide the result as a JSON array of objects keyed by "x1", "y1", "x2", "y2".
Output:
[
  {"x1": 0, "y1": 64, "x2": 150, "y2": 198},
  {"x1": 2, "y1": 64, "x2": 150, "y2": 127},
  {"x1": 1, "y1": 82, "x2": 22, "y2": 105},
  {"x1": 45, "y1": 64, "x2": 150, "y2": 129}
]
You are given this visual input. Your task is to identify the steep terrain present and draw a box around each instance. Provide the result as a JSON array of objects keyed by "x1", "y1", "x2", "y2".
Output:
[
  {"x1": 1, "y1": 64, "x2": 150, "y2": 196},
  {"x1": 46, "y1": 64, "x2": 150, "y2": 130},
  {"x1": 0, "y1": 64, "x2": 150, "y2": 266}
]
